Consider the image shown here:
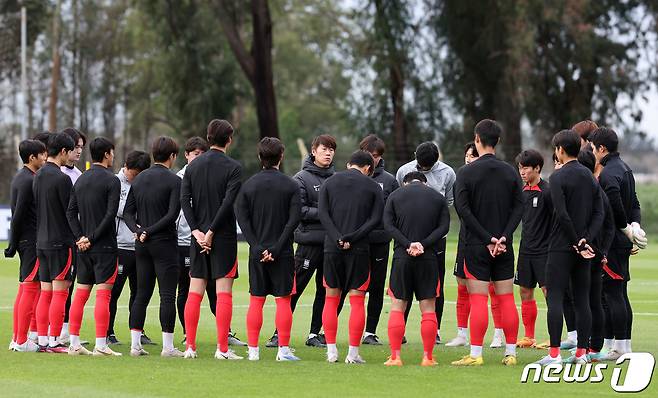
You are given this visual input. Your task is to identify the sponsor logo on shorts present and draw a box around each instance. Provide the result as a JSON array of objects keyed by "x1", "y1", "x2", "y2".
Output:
[
  {"x1": 185, "y1": 257, "x2": 191, "y2": 267},
  {"x1": 118, "y1": 264, "x2": 124, "y2": 274},
  {"x1": 303, "y1": 259, "x2": 310, "y2": 269},
  {"x1": 520, "y1": 352, "x2": 655, "y2": 392},
  {"x1": 375, "y1": 258, "x2": 384, "y2": 262}
]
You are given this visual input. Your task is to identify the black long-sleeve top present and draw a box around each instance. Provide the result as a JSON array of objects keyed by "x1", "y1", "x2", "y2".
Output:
[
  {"x1": 548, "y1": 160, "x2": 604, "y2": 252},
  {"x1": 181, "y1": 149, "x2": 242, "y2": 240},
  {"x1": 66, "y1": 164, "x2": 121, "y2": 253},
  {"x1": 599, "y1": 153, "x2": 641, "y2": 249},
  {"x1": 368, "y1": 159, "x2": 400, "y2": 243},
  {"x1": 124, "y1": 164, "x2": 181, "y2": 242},
  {"x1": 593, "y1": 186, "x2": 615, "y2": 258},
  {"x1": 454, "y1": 153, "x2": 523, "y2": 246},
  {"x1": 33, "y1": 162, "x2": 75, "y2": 250},
  {"x1": 519, "y1": 179, "x2": 553, "y2": 255},
  {"x1": 8, "y1": 167, "x2": 37, "y2": 250},
  {"x1": 318, "y1": 169, "x2": 384, "y2": 253},
  {"x1": 236, "y1": 169, "x2": 301, "y2": 258},
  {"x1": 384, "y1": 182, "x2": 450, "y2": 259}
]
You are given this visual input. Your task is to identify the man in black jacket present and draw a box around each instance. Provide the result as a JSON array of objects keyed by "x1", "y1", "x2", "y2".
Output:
[{"x1": 266, "y1": 134, "x2": 336, "y2": 348}]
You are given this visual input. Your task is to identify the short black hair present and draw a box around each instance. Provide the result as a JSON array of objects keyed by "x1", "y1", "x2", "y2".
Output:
[
  {"x1": 19, "y1": 140, "x2": 46, "y2": 164},
  {"x1": 464, "y1": 141, "x2": 478, "y2": 157},
  {"x1": 359, "y1": 134, "x2": 385, "y2": 155},
  {"x1": 206, "y1": 119, "x2": 234, "y2": 147},
  {"x1": 348, "y1": 150, "x2": 374, "y2": 170},
  {"x1": 47, "y1": 132, "x2": 75, "y2": 157},
  {"x1": 577, "y1": 150, "x2": 596, "y2": 173},
  {"x1": 258, "y1": 137, "x2": 285, "y2": 169},
  {"x1": 125, "y1": 150, "x2": 151, "y2": 171},
  {"x1": 60, "y1": 127, "x2": 86, "y2": 147},
  {"x1": 89, "y1": 137, "x2": 115, "y2": 163},
  {"x1": 415, "y1": 142, "x2": 439, "y2": 169},
  {"x1": 515, "y1": 149, "x2": 544, "y2": 170},
  {"x1": 312, "y1": 134, "x2": 337, "y2": 150},
  {"x1": 33, "y1": 131, "x2": 52, "y2": 147},
  {"x1": 184, "y1": 137, "x2": 209, "y2": 153},
  {"x1": 403, "y1": 171, "x2": 427, "y2": 184},
  {"x1": 588, "y1": 127, "x2": 619, "y2": 153},
  {"x1": 474, "y1": 119, "x2": 501, "y2": 148},
  {"x1": 551, "y1": 129, "x2": 580, "y2": 158},
  {"x1": 151, "y1": 136, "x2": 179, "y2": 162}
]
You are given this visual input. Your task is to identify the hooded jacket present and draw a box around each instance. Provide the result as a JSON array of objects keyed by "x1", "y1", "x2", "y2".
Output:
[
  {"x1": 115, "y1": 168, "x2": 135, "y2": 251},
  {"x1": 293, "y1": 155, "x2": 335, "y2": 245},
  {"x1": 395, "y1": 159, "x2": 456, "y2": 206},
  {"x1": 176, "y1": 164, "x2": 191, "y2": 247},
  {"x1": 369, "y1": 159, "x2": 399, "y2": 243}
]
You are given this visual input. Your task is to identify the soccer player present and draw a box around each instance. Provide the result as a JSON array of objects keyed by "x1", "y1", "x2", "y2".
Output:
[
  {"x1": 396, "y1": 142, "x2": 455, "y2": 344},
  {"x1": 588, "y1": 127, "x2": 646, "y2": 359},
  {"x1": 452, "y1": 119, "x2": 523, "y2": 366},
  {"x1": 124, "y1": 136, "x2": 184, "y2": 357},
  {"x1": 514, "y1": 150, "x2": 552, "y2": 349},
  {"x1": 357, "y1": 134, "x2": 399, "y2": 345},
  {"x1": 383, "y1": 171, "x2": 450, "y2": 366},
  {"x1": 319, "y1": 150, "x2": 384, "y2": 364},
  {"x1": 266, "y1": 134, "x2": 337, "y2": 348},
  {"x1": 107, "y1": 150, "x2": 152, "y2": 346},
  {"x1": 535, "y1": 129, "x2": 604, "y2": 365},
  {"x1": 5, "y1": 140, "x2": 47, "y2": 352},
  {"x1": 236, "y1": 137, "x2": 301, "y2": 361},
  {"x1": 33, "y1": 132, "x2": 76, "y2": 353},
  {"x1": 66, "y1": 137, "x2": 122, "y2": 356},
  {"x1": 181, "y1": 120, "x2": 243, "y2": 360}
]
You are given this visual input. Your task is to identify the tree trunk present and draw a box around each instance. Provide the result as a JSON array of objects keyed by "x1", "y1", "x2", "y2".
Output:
[
  {"x1": 48, "y1": 0, "x2": 62, "y2": 132},
  {"x1": 70, "y1": 0, "x2": 79, "y2": 126}
]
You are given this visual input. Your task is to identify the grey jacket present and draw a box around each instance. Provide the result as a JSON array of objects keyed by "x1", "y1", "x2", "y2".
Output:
[
  {"x1": 116, "y1": 169, "x2": 135, "y2": 251},
  {"x1": 176, "y1": 165, "x2": 191, "y2": 247},
  {"x1": 395, "y1": 159, "x2": 456, "y2": 206},
  {"x1": 293, "y1": 155, "x2": 335, "y2": 245}
]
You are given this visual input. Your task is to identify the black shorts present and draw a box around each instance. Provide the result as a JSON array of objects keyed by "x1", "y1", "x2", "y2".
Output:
[
  {"x1": 463, "y1": 245, "x2": 515, "y2": 282},
  {"x1": 602, "y1": 246, "x2": 631, "y2": 282},
  {"x1": 37, "y1": 247, "x2": 75, "y2": 282},
  {"x1": 389, "y1": 255, "x2": 440, "y2": 301},
  {"x1": 323, "y1": 251, "x2": 370, "y2": 292},
  {"x1": 453, "y1": 250, "x2": 466, "y2": 279},
  {"x1": 77, "y1": 252, "x2": 118, "y2": 285},
  {"x1": 514, "y1": 253, "x2": 547, "y2": 288},
  {"x1": 249, "y1": 256, "x2": 295, "y2": 297},
  {"x1": 18, "y1": 242, "x2": 39, "y2": 282},
  {"x1": 189, "y1": 237, "x2": 238, "y2": 280}
]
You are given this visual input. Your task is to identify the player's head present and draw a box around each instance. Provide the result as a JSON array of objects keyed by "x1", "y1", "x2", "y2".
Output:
[
  {"x1": 577, "y1": 149, "x2": 596, "y2": 174},
  {"x1": 551, "y1": 129, "x2": 580, "y2": 163},
  {"x1": 258, "y1": 137, "x2": 285, "y2": 169},
  {"x1": 474, "y1": 119, "x2": 501, "y2": 151},
  {"x1": 347, "y1": 150, "x2": 375, "y2": 176},
  {"x1": 206, "y1": 119, "x2": 234, "y2": 149},
  {"x1": 151, "y1": 136, "x2": 179, "y2": 165},
  {"x1": 464, "y1": 141, "x2": 479, "y2": 165},
  {"x1": 552, "y1": 152, "x2": 562, "y2": 170},
  {"x1": 60, "y1": 127, "x2": 86, "y2": 164},
  {"x1": 19, "y1": 139, "x2": 47, "y2": 169},
  {"x1": 311, "y1": 134, "x2": 336, "y2": 168},
  {"x1": 124, "y1": 150, "x2": 151, "y2": 182},
  {"x1": 359, "y1": 134, "x2": 385, "y2": 167},
  {"x1": 516, "y1": 149, "x2": 544, "y2": 185},
  {"x1": 415, "y1": 142, "x2": 439, "y2": 171},
  {"x1": 33, "y1": 131, "x2": 52, "y2": 147},
  {"x1": 47, "y1": 132, "x2": 75, "y2": 162},
  {"x1": 89, "y1": 137, "x2": 115, "y2": 167},
  {"x1": 184, "y1": 136, "x2": 208, "y2": 165},
  {"x1": 402, "y1": 171, "x2": 427, "y2": 185},
  {"x1": 571, "y1": 119, "x2": 598, "y2": 148},
  {"x1": 588, "y1": 127, "x2": 618, "y2": 163}
]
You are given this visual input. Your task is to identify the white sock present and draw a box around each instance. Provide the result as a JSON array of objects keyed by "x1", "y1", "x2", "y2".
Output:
[
  {"x1": 457, "y1": 327, "x2": 468, "y2": 338},
  {"x1": 327, "y1": 343, "x2": 338, "y2": 356},
  {"x1": 248, "y1": 346, "x2": 259, "y2": 356},
  {"x1": 363, "y1": 332, "x2": 375, "y2": 338},
  {"x1": 567, "y1": 330, "x2": 577, "y2": 341},
  {"x1": 308, "y1": 333, "x2": 317, "y2": 339},
  {"x1": 278, "y1": 346, "x2": 291, "y2": 356},
  {"x1": 614, "y1": 339, "x2": 625, "y2": 353},
  {"x1": 437, "y1": 329, "x2": 441, "y2": 337},
  {"x1": 28, "y1": 331, "x2": 37, "y2": 341},
  {"x1": 162, "y1": 332, "x2": 174, "y2": 351},
  {"x1": 70, "y1": 335, "x2": 80, "y2": 348},
  {"x1": 348, "y1": 345, "x2": 360, "y2": 358},
  {"x1": 60, "y1": 323, "x2": 69, "y2": 337},
  {"x1": 625, "y1": 339, "x2": 632, "y2": 353},
  {"x1": 494, "y1": 328, "x2": 504, "y2": 338},
  {"x1": 603, "y1": 338, "x2": 614, "y2": 350},
  {"x1": 131, "y1": 330, "x2": 142, "y2": 350},
  {"x1": 95, "y1": 337, "x2": 107, "y2": 349},
  {"x1": 505, "y1": 343, "x2": 516, "y2": 356},
  {"x1": 38, "y1": 336, "x2": 48, "y2": 346},
  {"x1": 470, "y1": 345, "x2": 483, "y2": 358},
  {"x1": 48, "y1": 336, "x2": 58, "y2": 347}
]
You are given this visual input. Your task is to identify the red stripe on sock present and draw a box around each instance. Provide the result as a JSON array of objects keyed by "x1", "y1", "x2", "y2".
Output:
[
  {"x1": 275, "y1": 296, "x2": 293, "y2": 347},
  {"x1": 216, "y1": 292, "x2": 233, "y2": 352},
  {"x1": 348, "y1": 295, "x2": 366, "y2": 346},
  {"x1": 184, "y1": 292, "x2": 203, "y2": 351},
  {"x1": 246, "y1": 296, "x2": 266, "y2": 347},
  {"x1": 322, "y1": 295, "x2": 340, "y2": 345},
  {"x1": 549, "y1": 346, "x2": 560, "y2": 358},
  {"x1": 469, "y1": 293, "x2": 489, "y2": 346},
  {"x1": 69, "y1": 288, "x2": 91, "y2": 336},
  {"x1": 421, "y1": 312, "x2": 438, "y2": 360},
  {"x1": 521, "y1": 300, "x2": 537, "y2": 339},
  {"x1": 94, "y1": 289, "x2": 112, "y2": 339},
  {"x1": 456, "y1": 284, "x2": 470, "y2": 328},
  {"x1": 497, "y1": 293, "x2": 519, "y2": 345},
  {"x1": 387, "y1": 310, "x2": 405, "y2": 360}
]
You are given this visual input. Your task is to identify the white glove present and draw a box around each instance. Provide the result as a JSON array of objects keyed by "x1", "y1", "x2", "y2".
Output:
[
  {"x1": 631, "y1": 222, "x2": 647, "y2": 249},
  {"x1": 621, "y1": 224, "x2": 634, "y2": 243}
]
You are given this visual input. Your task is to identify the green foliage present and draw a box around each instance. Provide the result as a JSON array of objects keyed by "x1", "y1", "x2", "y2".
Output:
[{"x1": 637, "y1": 183, "x2": 658, "y2": 234}]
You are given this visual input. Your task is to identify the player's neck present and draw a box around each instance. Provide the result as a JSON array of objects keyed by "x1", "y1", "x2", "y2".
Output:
[
  {"x1": 93, "y1": 162, "x2": 108, "y2": 169},
  {"x1": 479, "y1": 147, "x2": 495, "y2": 156},
  {"x1": 48, "y1": 157, "x2": 64, "y2": 167},
  {"x1": 210, "y1": 145, "x2": 226, "y2": 153},
  {"x1": 25, "y1": 163, "x2": 39, "y2": 173},
  {"x1": 526, "y1": 175, "x2": 540, "y2": 187}
]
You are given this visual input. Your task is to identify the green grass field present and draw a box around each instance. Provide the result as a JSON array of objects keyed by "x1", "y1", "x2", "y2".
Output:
[{"x1": 0, "y1": 237, "x2": 656, "y2": 397}]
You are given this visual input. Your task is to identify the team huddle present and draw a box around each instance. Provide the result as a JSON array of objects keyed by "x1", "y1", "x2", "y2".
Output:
[{"x1": 4, "y1": 117, "x2": 648, "y2": 367}]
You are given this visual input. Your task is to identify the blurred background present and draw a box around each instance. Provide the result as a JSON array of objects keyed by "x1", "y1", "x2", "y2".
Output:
[{"x1": 1, "y1": 0, "x2": 658, "y2": 234}]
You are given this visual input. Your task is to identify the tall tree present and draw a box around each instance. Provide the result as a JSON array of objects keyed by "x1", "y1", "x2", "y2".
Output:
[{"x1": 48, "y1": 0, "x2": 62, "y2": 132}]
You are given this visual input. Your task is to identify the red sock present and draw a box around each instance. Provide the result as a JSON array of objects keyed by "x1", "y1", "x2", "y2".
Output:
[
  {"x1": 489, "y1": 284, "x2": 502, "y2": 329},
  {"x1": 246, "y1": 296, "x2": 266, "y2": 347},
  {"x1": 322, "y1": 295, "x2": 340, "y2": 345},
  {"x1": 30, "y1": 289, "x2": 40, "y2": 333},
  {"x1": 12, "y1": 284, "x2": 24, "y2": 341},
  {"x1": 549, "y1": 346, "x2": 560, "y2": 358},
  {"x1": 16, "y1": 283, "x2": 39, "y2": 345},
  {"x1": 184, "y1": 292, "x2": 203, "y2": 350},
  {"x1": 498, "y1": 293, "x2": 519, "y2": 345},
  {"x1": 387, "y1": 310, "x2": 405, "y2": 360},
  {"x1": 421, "y1": 312, "x2": 438, "y2": 360},
  {"x1": 456, "y1": 284, "x2": 470, "y2": 328},
  {"x1": 275, "y1": 296, "x2": 293, "y2": 347},
  {"x1": 348, "y1": 295, "x2": 366, "y2": 347},
  {"x1": 469, "y1": 293, "x2": 489, "y2": 346},
  {"x1": 575, "y1": 348, "x2": 586, "y2": 357},
  {"x1": 36, "y1": 290, "x2": 52, "y2": 338},
  {"x1": 69, "y1": 288, "x2": 91, "y2": 336},
  {"x1": 49, "y1": 289, "x2": 69, "y2": 338},
  {"x1": 94, "y1": 289, "x2": 111, "y2": 339},
  {"x1": 521, "y1": 299, "x2": 537, "y2": 339},
  {"x1": 216, "y1": 292, "x2": 232, "y2": 352}
]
